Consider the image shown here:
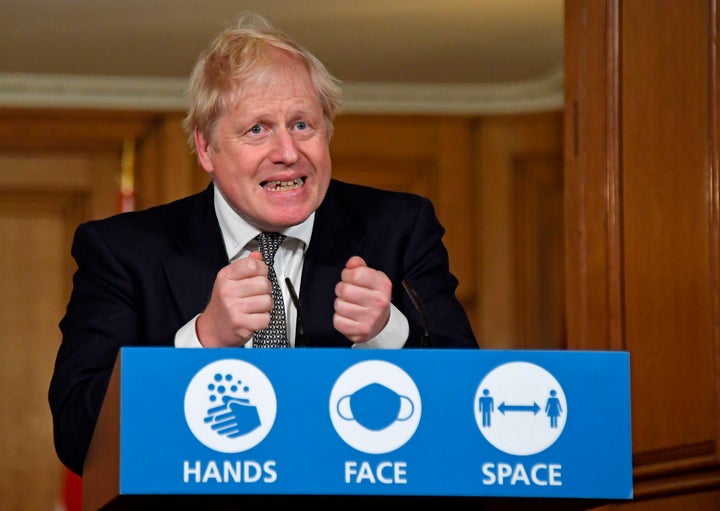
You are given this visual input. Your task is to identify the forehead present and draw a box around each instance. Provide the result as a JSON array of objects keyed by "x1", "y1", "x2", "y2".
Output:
[{"x1": 232, "y1": 50, "x2": 319, "y2": 108}]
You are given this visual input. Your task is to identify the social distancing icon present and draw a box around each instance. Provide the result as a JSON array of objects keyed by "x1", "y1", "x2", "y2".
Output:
[{"x1": 474, "y1": 361, "x2": 567, "y2": 456}]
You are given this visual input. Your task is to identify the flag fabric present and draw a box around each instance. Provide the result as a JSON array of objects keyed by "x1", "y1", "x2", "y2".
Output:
[{"x1": 55, "y1": 470, "x2": 82, "y2": 511}]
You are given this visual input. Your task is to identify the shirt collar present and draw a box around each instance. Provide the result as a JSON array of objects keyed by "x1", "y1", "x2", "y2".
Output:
[{"x1": 213, "y1": 185, "x2": 314, "y2": 260}]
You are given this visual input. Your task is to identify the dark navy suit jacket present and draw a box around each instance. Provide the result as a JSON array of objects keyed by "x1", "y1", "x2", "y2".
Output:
[{"x1": 49, "y1": 179, "x2": 477, "y2": 475}]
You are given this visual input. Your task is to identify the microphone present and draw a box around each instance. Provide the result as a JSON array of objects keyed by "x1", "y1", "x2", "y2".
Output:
[
  {"x1": 284, "y1": 277, "x2": 307, "y2": 347},
  {"x1": 402, "y1": 279, "x2": 432, "y2": 348}
]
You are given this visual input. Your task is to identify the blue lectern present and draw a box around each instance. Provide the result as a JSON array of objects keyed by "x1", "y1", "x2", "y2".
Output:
[{"x1": 82, "y1": 347, "x2": 633, "y2": 510}]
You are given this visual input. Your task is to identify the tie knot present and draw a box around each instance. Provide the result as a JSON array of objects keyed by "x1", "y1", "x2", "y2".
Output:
[{"x1": 256, "y1": 232, "x2": 285, "y2": 265}]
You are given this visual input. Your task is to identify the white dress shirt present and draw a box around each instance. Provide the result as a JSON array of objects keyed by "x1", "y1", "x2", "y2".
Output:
[{"x1": 175, "y1": 186, "x2": 408, "y2": 348}]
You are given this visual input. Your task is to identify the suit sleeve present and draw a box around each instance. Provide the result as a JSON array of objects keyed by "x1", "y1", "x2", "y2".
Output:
[
  {"x1": 48, "y1": 221, "x2": 140, "y2": 475},
  {"x1": 396, "y1": 196, "x2": 478, "y2": 348}
]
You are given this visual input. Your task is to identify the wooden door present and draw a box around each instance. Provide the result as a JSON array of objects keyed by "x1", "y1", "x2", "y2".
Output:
[
  {"x1": 564, "y1": 1, "x2": 720, "y2": 509},
  {"x1": 0, "y1": 110, "x2": 166, "y2": 510}
]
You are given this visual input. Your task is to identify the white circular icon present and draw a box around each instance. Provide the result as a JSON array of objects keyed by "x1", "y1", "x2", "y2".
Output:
[
  {"x1": 329, "y1": 360, "x2": 421, "y2": 454},
  {"x1": 184, "y1": 359, "x2": 277, "y2": 453},
  {"x1": 475, "y1": 361, "x2": 567, "y2": 455}
]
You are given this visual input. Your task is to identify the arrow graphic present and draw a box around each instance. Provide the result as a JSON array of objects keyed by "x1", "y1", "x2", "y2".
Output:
[{"x1": 498, "y1": 402, "x2": 541, "y2": 415}]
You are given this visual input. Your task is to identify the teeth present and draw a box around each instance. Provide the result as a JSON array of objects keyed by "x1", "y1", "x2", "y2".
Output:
[{"x1": 264, "y1": 177, "x2": 304, "y2": 191}]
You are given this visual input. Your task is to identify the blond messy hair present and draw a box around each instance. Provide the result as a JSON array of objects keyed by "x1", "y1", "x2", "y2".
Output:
[{"x1": 182, "y1": 11, "x2": 342, "y2": 153}]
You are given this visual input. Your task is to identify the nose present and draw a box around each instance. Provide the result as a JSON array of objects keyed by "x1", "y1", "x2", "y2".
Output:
[{"x1": 269, "y1": 129, "x2": 300, "y2": 165}]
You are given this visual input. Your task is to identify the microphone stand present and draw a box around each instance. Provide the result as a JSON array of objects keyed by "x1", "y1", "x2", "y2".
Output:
[
  {"x1": 402, "y1": 279, "x2": 432, "y2": 348},
  {"x1": 285, "y1": 278, "x2": 306, "y2": 347}
]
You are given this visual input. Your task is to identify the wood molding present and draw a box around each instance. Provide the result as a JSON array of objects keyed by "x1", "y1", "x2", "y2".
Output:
[{"x1": 0, "y1": 71, "x2": 565, "y2": 115}]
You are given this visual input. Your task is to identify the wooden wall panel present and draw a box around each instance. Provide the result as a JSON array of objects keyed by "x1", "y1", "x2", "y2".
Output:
[
  {"x1": 611, "y1": 489, "x2": 720, "y2": 511},
  {"x1": 564, "y1": 0, "x2": 618, "y2": 350},
  {"x1": 514, "y1": 154, "x2": 565, "y2": 347},
  {"x1": 476, "y1": 113, "x2": 564, "y2": 349},
  {"x1": 622, "y1": 0, "x2": 715, "y2": 457},
  {"x1": 135, "y1": 113, "x2": 208, "y2": 210},
  {"x1": 0, "y1": 110, "x2": 165, "y2": 511},
  {"x1": 565, "y1": 0, "x2": 720, "y2": 506},
  {"x1": 0, "y1": 109, "x2": 154, "y2": 152},
  {"x1": 0, "y1": 150, "x2": 118, "y2": 510}
]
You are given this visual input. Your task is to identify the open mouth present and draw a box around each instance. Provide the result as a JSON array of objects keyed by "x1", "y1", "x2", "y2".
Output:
[{"x1": 261, "y1": 177, "x2": 305, "y2": 191}]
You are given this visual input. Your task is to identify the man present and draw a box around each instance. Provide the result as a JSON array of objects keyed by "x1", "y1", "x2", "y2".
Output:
[{"x1": 49, "y1": 11, "x2": 477, "y2": 477}]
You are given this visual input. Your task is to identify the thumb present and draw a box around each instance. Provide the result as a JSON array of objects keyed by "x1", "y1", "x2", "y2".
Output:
[{"x1": 345, "y1": 255, "x2": 366, "y2": 269}]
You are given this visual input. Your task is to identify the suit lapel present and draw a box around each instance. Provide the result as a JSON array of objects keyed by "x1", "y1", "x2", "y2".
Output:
[
  {"x1": 163, "y1": 185, "x2": 229, "y2": 322},
  {"x1": 301, "y1": 182, "x2": 362, "y2": 345}
]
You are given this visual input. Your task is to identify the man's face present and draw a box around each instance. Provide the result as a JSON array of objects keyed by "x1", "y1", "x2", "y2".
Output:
[{"x1": 195, "y1": 50, "x2": 332, "y2": 232}]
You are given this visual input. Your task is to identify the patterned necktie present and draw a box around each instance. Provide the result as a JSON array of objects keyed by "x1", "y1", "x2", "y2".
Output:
[{"x1": 254, "y1": 232, "x2": 288, "y2": 348}]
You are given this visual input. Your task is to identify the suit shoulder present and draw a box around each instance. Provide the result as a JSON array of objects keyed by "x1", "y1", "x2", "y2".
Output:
[
  {"x1": 328, "y1": 179, "x2": 429, "y2": 208},
  {"x1": 322, "y1": 180, "x2": 440, "y2": 236},
  {"x1": 75, "y1": 187, "x2": 212, "y2": 240}
]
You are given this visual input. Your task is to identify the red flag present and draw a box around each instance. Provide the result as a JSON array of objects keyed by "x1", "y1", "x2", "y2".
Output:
[
  {"x1": 57, "y1": 470, "x2": 82, "y2": 511},
  {"x1": 120, "y1": 139, "x2": 136, "y2": 213}
]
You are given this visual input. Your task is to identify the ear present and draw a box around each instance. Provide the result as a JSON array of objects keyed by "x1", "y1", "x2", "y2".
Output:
[{"x1": 194, "y1": 128, "x2": 214, "y2": 174}]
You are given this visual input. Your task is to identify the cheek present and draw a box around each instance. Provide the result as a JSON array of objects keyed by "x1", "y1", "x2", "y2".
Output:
[
  {"x1": 210, "y1": 149, "x2": 259, "y2": 177},
  {"x1": 308, "y1": 143, "x2": 332, "y2": 171}
]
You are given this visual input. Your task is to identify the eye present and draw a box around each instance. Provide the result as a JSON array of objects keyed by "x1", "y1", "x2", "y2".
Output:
[
  {"x1": 248, "y1": 124, "x2": 263, "y2": 135},
  {"x1": 295, "y1": 120, "x2": 308, "y2": 130}
]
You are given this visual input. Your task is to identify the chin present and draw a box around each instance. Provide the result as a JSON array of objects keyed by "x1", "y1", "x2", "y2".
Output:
[{"x1": 266, "y1": 207, "x2": 313, "y2": 229}]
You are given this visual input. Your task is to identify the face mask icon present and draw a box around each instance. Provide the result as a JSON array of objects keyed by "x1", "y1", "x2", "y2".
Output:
[{"x1": 336, "y1": 382, "x2": 414, "y2": 431}]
